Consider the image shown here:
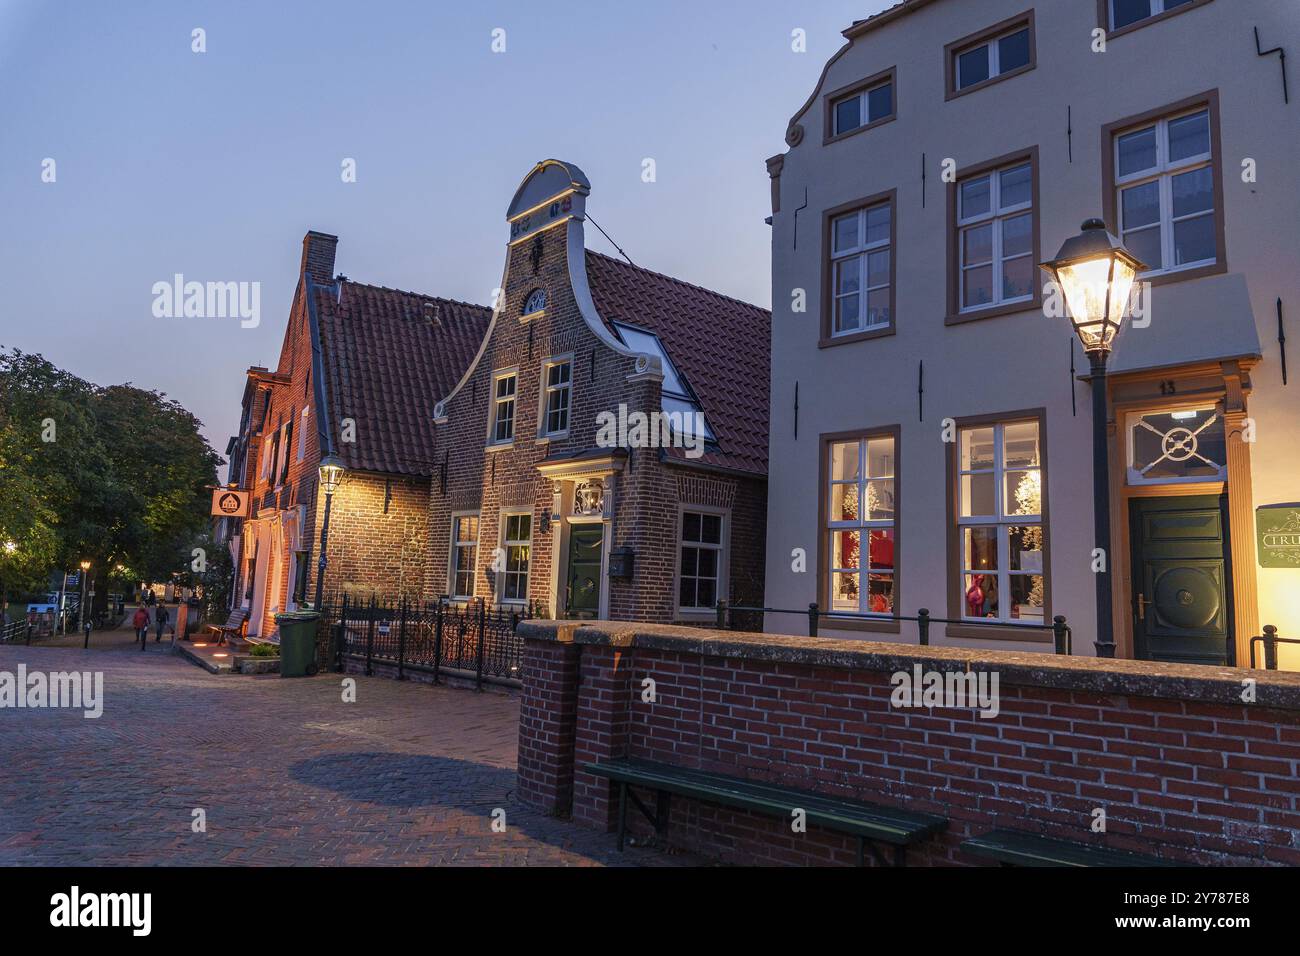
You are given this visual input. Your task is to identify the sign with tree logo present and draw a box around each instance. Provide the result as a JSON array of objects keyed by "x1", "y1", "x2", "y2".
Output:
[{"x1": 1256, "y1": 504, "x2": 1300, "y2": 568}]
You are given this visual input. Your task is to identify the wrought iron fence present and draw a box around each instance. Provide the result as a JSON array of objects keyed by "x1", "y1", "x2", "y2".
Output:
[
  {"x1": 320, "y1": 595, "x2": 538, "y2": 689},
  {"x1": 715, "y1": 600, "x2": 1073, "y2": 655}
]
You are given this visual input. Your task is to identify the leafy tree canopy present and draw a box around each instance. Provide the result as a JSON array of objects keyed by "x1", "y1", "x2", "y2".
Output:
[{"x1": 0, "y1": 347, "x2": 223, "y2": 598}]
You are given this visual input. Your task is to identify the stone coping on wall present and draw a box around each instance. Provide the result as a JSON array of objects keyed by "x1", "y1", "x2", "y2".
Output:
[{"x1": 517, "y1": 620, "x2": 1300, "y2": 711}]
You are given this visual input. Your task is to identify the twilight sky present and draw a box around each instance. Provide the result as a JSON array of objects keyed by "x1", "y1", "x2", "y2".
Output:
[{"x1": 0, "y1": 0, "x2": 890, "y2": 456}]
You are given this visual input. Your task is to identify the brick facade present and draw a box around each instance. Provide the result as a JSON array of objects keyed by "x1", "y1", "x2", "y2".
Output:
[
  {"x1": 224, "y1": 232, "x2": 484, "y2": 634},
  {"x1": 517, "y1": 620, "x2": 1300, "y2": 866},
  {"x1": 427, "y1": 160, "x2": 768, "y2": 623}
]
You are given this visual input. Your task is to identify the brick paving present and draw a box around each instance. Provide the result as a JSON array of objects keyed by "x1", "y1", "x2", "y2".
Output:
[{"x1": 0, "y1": 642, "x2": 690, "y2": 866}]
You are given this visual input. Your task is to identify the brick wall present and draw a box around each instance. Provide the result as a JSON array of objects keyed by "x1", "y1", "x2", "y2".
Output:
[
  {"x1": 321, "y1": 473, "x2": 430, "y2": 600},
  {"x1": 516, "y1": 621, "x2": 1300, "y2": 866}
]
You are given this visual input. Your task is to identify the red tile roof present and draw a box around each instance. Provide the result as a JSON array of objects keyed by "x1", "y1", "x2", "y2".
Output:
[
  {"x1": 584, "y1": 251, "x2": 770, "y2": 477},
  {"x1": 312, "y1": 280, "x2": 490, "y2": 477}
]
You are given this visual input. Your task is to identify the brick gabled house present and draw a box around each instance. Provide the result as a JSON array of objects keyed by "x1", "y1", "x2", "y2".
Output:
[
  {"x1": 225, "y1": 231, "x2": 489, "y2": 638},
  {"x1": 426, "y1": 160, "x2": 770, "y2": 622}
]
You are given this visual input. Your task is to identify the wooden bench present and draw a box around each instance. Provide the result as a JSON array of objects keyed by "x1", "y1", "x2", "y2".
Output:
[
  {"x1": 206, "y1": 608, "x2": 248, "y2": 647},
  {"x1": 585, "y1": 758, "x2": 947, "y2": 866},
  {"x1": 960, "y1": 828, "x2": 1179, "y2": 867}
]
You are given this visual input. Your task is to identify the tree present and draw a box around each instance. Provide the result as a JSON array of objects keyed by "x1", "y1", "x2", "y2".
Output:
[{"x1": 0, "y1": 347, "x2": 222, "y2": 611}]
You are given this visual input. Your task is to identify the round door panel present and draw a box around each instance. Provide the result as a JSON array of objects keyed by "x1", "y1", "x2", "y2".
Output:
[{"x1": 1151, "y1": 565, "x2": 1221, "y2": 630}]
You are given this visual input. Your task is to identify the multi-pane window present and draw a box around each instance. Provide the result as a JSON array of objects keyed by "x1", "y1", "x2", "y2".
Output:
[
  {"x1": 953, "y1": 24, "x2": 1031, "y2": 91},
  {"x1": 830, "y1": 200, "x2": 892, "y2": 335},
  {"x1": 679, "y1": 511, "x2": 723, "y2": 611},
  {"x1": 501, "y1": 513, "x2": 531, "y2": 603},
  {"x1": 958, "y1": 161, "x2": 1034, "y2": 312},
  {"x1": 490, "y1": 372, "x2": 517, "y2": 444},
  {"x1": 1114, "y1": 108, "x2": 1215, "y2": 276},
  {"x1": 831, "y1": 78, "x2": 893, "y2": 137},
  {"x1": 541, "y1": 360, "x2": 571, "y2": 436},
  {"x1": 451, "y1": 514, "x2": 479, "y2": 599},
  {"x1": 1110, "y1": 0, "x2": 1195, "y2": 30},
  {"x1": 957, "y1": 420, "x2": 1045, "y2": 624},
  {"x1": 827, "y1": 435, "x2": 896, "y2": 615}
]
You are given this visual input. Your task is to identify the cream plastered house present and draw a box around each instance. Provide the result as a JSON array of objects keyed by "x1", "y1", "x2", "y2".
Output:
[{"x1": 764, "y1": 0, "x2": 1299, "y2": 667}]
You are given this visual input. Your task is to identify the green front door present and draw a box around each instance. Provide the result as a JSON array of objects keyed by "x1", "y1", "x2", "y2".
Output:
[
  {"x1": 565, "y1": 526, "x2": 603, "y2": 619},
  {"x1": 1129, "y1": 495, "x2": 1233, "y2": 666}
]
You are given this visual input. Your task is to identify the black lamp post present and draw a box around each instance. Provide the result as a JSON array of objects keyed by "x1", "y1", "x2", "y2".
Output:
[
  {"x1": 312, "y1": 454, "x2": 345, "y2": 611},
  {"x1": 77, "y1": 559, "x2": 91, "y2": 631},
  {"x1": 1040, "y1": 219, "x2": 1145, "y2": 658}
]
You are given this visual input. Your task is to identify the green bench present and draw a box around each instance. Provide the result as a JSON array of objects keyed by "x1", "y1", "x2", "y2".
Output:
[
  {"x1": 584, "y1": 758, "x2": 947, "y2": 866},
  {"x1": 960, "y1": 828, "x2": 1179, "y2": 867}
]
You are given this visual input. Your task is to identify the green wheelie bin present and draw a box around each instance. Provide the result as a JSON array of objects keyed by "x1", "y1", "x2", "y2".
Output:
[{"x1": 276, "y1": 610, "x2": 320, "y2": 677}]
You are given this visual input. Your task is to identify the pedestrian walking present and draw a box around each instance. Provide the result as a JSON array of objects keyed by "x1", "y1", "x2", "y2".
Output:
[
  {"x1": 132, "y1": 605, "x2": 149, "y2": 650},
  {"x1": 154, "y1": 604, "x2": 170, "y2": 642}
]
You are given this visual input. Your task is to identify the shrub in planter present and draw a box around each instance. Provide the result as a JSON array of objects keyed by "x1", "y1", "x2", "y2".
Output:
[{"x1": 249, "y1": 642, "x2": 279, "y2": 658}]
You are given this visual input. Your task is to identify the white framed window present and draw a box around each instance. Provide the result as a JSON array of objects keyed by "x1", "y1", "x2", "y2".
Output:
[
  {"x1": 539, "y1": 358, "x2": 571, "y2": 437},
  {"x1": 1110, "y1": 0, "x2": 1196, "y2": 31},
  {"x1": 488, "y1": 370, "x2": 517, "y2": 445},
  {"x1": 830, "y1": 199, "x2": 892, "y2": 335},
  {"x1": 260, "y1": 434, "x2": 272, "y2": 478},
  {"x1": 450, "y1": 513, "x2": 479, "y2": 600},
  {"x1": 1126, "y1": 406, "x2": 1226, "y2": 485},
  {"x1": 1114, "y1": 107, "x2": 1215, "y2": 277},
  {"x1": 958, "y1": 161, "x2": 1034, "y2": 312},
  {"x1": 826, "y1": 434, "x2": 896, "y2": 615},
  {"x1": 499, "y1": 513, "x2": 532, "y2": 604},
  {"x1": 952, "y1": 24, "x2": 1031, "y2": 91},
  {"x1": 278, "y1": 420, "x2": 292, "y2": 485},
  {"x1": 831, "y1": 77, "x2": 893, "y2": 137},
  {"x1": 956, "y1": 419, "x2": 1046, "y2": 625},
  {"x1": 297, "y1": 407, "x2": 309, "y2": 461},
  {"x1": 678, "y1": 509, "x2": 725, "y2": 612}
]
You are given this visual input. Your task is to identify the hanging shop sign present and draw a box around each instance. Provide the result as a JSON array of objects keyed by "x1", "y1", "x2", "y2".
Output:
[{"x1": 211, "y1": 488, "x2": 251, "y2": 518}]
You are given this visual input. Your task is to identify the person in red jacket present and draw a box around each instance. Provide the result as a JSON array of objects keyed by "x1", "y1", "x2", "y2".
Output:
[{"x1": 132, "y1": 605, "x2": 149, "y2": 651}]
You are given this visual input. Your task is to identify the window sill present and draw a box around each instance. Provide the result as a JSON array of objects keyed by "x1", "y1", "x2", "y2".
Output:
[
  {"x1": 945, "y1": 297, "x2": 1039, "y2": 326},
  {"x1": 520, "y1": 309, "x2": 545, "y2": 323},
  {"x1": 820, "y1": 616, "x2": 902, "y2": 635},
  {"x1": 944, "y1": 622, "x2": 1052, "y2": 644},
  {"x1": 946, "y1": 61, "x2": 1035, "y2": 102},
  {"x1": 822, "y1": 113, "x2": 896, "y2": 147},
  {"x1": 485, "y1": 442, "x2": 515, "y2": 453},
  {"x1": 1141, "y1": 260, "x2": 1225, "y2": 288},
  {"x1": 1104, "y1": 0, "x2": 1214, "y2": 40},
  {"x1": 819, "y1": 325, "x2": 895, "y2": 349}
]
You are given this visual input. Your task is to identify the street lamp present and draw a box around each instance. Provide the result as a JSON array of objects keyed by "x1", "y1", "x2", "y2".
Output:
[
  {"x1": 312, "y1": 454, "x2": 345, "y2": 610},
  {"x1": 78, "y1": 559, "x2": 91, "y2": 633},
  {"x1": 1040, "y1": 219, "x2": 1146, "y2": 658}
]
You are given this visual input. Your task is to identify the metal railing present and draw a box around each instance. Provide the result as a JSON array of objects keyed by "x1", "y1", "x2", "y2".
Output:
[
  {"x1": 1, "y1": 619, "x2": 32, "y2": 644},
  {"x1": 321, "y1": 594, "x2": 537, "y2": 690},
  {"x1": 715, "y1": 600, "x2": 1073, "y2": 655},
  {"x1": 1248, "y1": 625, "x2": 1295, "y2": 670}
]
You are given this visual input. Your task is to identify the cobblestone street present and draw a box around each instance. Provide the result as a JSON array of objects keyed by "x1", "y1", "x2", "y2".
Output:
[{"x1": 0, "y1": 642, "x2": 687, "y2": 866}]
